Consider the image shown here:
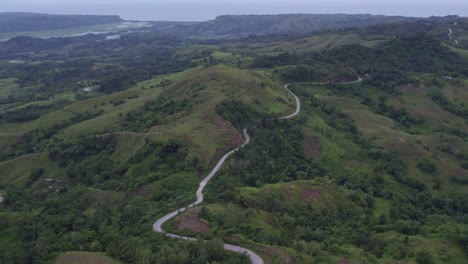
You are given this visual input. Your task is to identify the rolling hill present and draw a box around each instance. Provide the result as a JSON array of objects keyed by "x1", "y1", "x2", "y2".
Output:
[
  {"x1": 167, "y1": 14, "x2": 419, "y2": 37},
  {"x1": 0, "y1": 13, "x2": 467, "y2": 264}
]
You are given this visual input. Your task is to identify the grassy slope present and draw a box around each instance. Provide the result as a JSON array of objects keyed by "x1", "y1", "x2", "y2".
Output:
[
  {"x1": 306, "y1": 81, "x2": 467, "y2": 195},
  {"x1": 225, "y1": 33, "x2": 386, "y2": 56},
  {"x1": 167, "y1": 77, "x2": 467, "y2": 263},
  {"x1": 446, "y1": 44, "x2": 468, "y2": 59},
  {"x1": 0, "y1": 78, "x2": 18, "y2": 100},
  {"x1": 0, "y1": 65, "x2": 294, "y2": 187},
  {"x1": 0, "y1": 152, "x2": 66, "y2": 187}
]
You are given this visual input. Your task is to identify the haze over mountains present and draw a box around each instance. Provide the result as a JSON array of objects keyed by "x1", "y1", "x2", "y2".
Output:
[
  {"x1": 2, "y1": 1, "x2": 468, "y2": 21},
  {"x1": 3, "y1": 12, "x2": 464, "y2": 41}
]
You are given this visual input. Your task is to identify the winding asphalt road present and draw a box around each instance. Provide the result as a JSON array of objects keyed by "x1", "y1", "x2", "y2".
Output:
[
  {"x1": 306, "y1": 77, "x2": 363, "y2": 85},
  {"x1": 281, "y1": 83, "x2": 301, "y2": 119},
  {"x1": 449, "y1": 28, "x2": 459, "y2": 45},
  {"x1": 153, "y1": 84, "x2": 300, "y2": 264}
]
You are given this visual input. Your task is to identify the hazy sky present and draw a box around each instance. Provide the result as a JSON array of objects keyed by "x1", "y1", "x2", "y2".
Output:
[{"x1": 2, "y1": 0, "x2": 468, "y2": 21}]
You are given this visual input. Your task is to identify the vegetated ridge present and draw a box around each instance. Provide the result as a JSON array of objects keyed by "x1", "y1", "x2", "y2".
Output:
[{"x1": 169, "y1": 14, "x2": 419, "y2": 36}]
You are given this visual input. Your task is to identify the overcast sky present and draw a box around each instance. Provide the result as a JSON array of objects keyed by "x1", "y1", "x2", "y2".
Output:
[{"x1": 2, "y1": 0, "x2": 468, "y2": 21}]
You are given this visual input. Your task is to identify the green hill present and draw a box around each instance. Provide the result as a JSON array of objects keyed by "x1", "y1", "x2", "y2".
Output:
[{"x1": 173, "y1": 14, "x2": 418, "y2": 37}]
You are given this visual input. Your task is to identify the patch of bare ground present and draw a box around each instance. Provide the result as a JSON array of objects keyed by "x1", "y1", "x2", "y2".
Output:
[
  {"x1": 175, "y1": 208, "x2": 210, "y2": 234},
  {"x1": 301, "y1": 189, "x2": 321, "y2": 202},
  {"x1": 200, "y1": 65, "x2": 216, "y2": 78},
  {"x1": 130, "y1": 183, "x2": 151, "y2": 198},
  {"x1": 303, "y1": 132, "x2": 321, "y2": 159},
  {"x1": 451, "y1": 167, "x2": 467, "y2": 177},
  {"x1": 340, "y1": 259, "x2": 350, "y2": 264},
  {"x1": 206, "y1": 104, "x2": 242, "y2": 165},
  {"x1": 384, "y1": 137, "x2": 426, "y2": 157},
  {"x1": 228, "y1": 236, "x2": 293, "y2": 262},
  {"x1": 398, "y1": 83, "x2": 423, "y2": 94},
  {"x1": 55, "y1": 252, "x2": 119, "y2": 264},
  {"x1": 254, "y1": 244, "x2": 294, "y2": 264}
]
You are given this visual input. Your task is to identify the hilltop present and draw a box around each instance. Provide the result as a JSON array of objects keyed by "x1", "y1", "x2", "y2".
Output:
[{"x1": 163, "y1": 13, "x2": 419, "y2": 37}]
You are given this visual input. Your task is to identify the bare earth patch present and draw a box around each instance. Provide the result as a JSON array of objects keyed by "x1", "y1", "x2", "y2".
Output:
[
  {"x1": 301, "y1": 189, "x2": 321, "y2": 202},
  {"x1": 55, "y1": 252, "x2": 120, "y2": 264},
  {"x1": 303, "y1": 132, "x2": 321, "y2": 159},
  {"x1": 398, "y1": 83, "x2": 422, "y2": 94},
  {"x1": 175, "y1": 208, "x2": 210, "y2": 234},
  {"x1": 254, "y1": 244, "x2": 294, "y2": 264}
]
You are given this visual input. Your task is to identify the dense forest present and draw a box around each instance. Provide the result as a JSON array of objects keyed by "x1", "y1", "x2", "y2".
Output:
[{"x1": 0, "y1": 13, "x2": 467, "y2": 264}]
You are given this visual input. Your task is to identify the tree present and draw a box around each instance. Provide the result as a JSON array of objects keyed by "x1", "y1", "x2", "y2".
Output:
[{"x1": 415, "y1": 250, "x2": 434, "y2": 264}]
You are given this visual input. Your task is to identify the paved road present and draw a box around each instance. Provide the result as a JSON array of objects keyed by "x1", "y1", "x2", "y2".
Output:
[
  {"x1": 305, "y1": 77, "x2": 363, "y2": 85},
  {"x1": 153, "y1": 83, "x2": 301, "y2": 264},
  {"x1": 340, "y1": 77, "x2": 363, "y2": 84},
  {"x1": 153, "y1": 128, "x2": 251, "y2": 233},
  {"x1": 449, "y1": 28, "x2": 459, "y2": 45},
  {"x1": 281, "y1": 83, "x2": 301, "y2": 119},
  {"x1": 0, "y1": 193, "x2": 3, "y2": 203}
]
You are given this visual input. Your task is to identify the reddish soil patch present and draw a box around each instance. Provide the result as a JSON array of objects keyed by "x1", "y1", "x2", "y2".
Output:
[
  {"x1": 301, "y1": 189, "x2": 321, "y2": 202},
  {"x1": 340, "y1": 259, "x2": 350, "y2": 264},
  {"x1": 200, "y1": 66, "x2": 216, "y2": 78},
  {"x1": 227, "y1": 133, "x2": 243, "y2": 148},
  {"x1": 385, "y1": 137, "x2": 425, "y2": 157},
  {"x1": 254, "y1": 244, "x2": 294, "y2": 264},
  {"x1": 130, "y1": 183, "x2": 151, "y2": 198},
  {"x1": 55, "y1": 252, "x2": 118, "y2": 264},
  {"x1": 451, "y1": 167, "x2": 467, "y2": 177},
  {"x1": 212, "y1": 114, "x2": 235, "y2": 130},
  {"x1": 398, "y1": 83, "x2": 423, "y2": 94},
  {"x1": 208, "y1": 134, "x2": 241, "y2": 166},
  {"x1": 175, "y1": 208, "x2": 210, "y2": 234},
  {"x1": 303, "y1": 133, "x2": 321, "y2": 159}
]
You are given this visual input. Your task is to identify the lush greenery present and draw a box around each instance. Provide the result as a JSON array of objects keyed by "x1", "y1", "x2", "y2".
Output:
[{"x1": 0, "y1": 13, "x2": 467, "y2": 264}]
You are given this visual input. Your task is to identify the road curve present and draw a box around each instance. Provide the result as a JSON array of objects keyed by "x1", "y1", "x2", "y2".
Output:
[
  {"x1": 281, "y1": 83, "x2": 301, "y2": 119},
  {"x1": 153, "y1": 128, "x2": 250, "y2": 233},
  {"x1": 339, "y1": 77, "x2": 363, "y2": 84},
  {"x1": 305, "y1": 77, "x2": 363, "y2": 85},
  {"x1": 449, "y1": 28, "x2": 459, "y2": 45},
  {"x1": 153, "y1": 83, "x2": 301, "y2": 264}
]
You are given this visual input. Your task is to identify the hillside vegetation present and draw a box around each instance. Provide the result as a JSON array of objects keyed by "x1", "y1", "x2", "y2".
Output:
[
  {"x1": 0, "y1": 13, "x2": 467, "y2": 264},
  {"x1": 171, "y1": 14, "x2": 418, "y2": 37}
]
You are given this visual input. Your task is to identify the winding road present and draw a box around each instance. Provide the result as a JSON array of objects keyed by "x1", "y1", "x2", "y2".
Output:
[
  {"x1": 153, "y1": 84, "x2": 301, "y2": 264},
  {"x1": 449, "y1": 28, "x2": 459, "y2": 45},
  {"x1": 281, "y1": 84, "x2": 301, "y2": 119},
  {"x1": 305, "y1": 77, "x2": 363, "y2": 85}
]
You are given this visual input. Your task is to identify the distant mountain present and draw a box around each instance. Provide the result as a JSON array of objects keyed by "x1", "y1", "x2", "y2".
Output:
[
  {"x1": 0, "y1": 12, "x2": 124, "y2": 33},
  {"x1": 169, "y1": 14, "x2": 420, "y2": 36}
]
